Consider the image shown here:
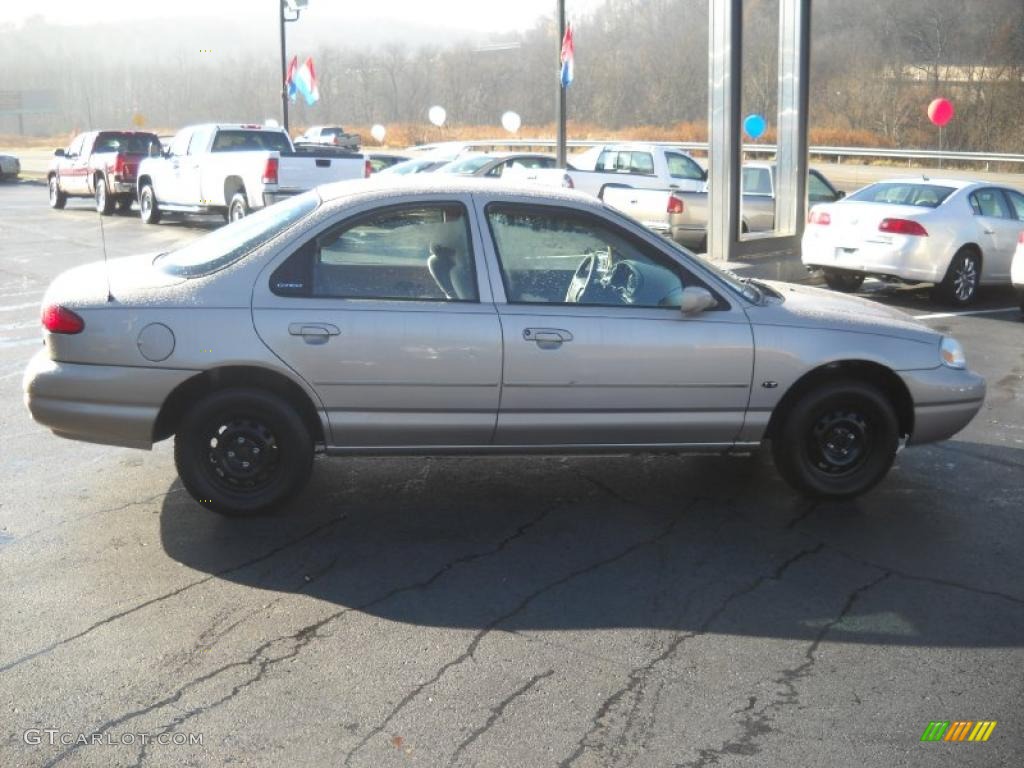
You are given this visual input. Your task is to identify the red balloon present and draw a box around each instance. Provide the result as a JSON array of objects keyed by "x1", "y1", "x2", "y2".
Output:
[{"x1": 928, "y1": 98, "x2": 954, "y2": 127}]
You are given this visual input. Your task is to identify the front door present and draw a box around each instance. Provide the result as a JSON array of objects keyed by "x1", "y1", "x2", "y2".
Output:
[
  {"x1": 252, "y1": 198, "x2": 502, "y2": 448},
  {"x1": 477, "y1": 201, "x2": 755, "y2": 447}
]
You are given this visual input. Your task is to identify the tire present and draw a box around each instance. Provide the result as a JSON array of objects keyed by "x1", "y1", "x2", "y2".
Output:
[
  {"x1": 174, "y1": 388, "x2": 313, "y2": 516},
  {"x1": 48, "y1": 176, "x2": 66, "y2": 209},
  {"x1": 116, "y1": 196, "x2": 133, "y2": 213},
  {"x1": 772, "y1": 379, "x2": 899, "y2": 499},
  {"x1": 139, "y1": 184, "x2": 161, "y2": 224},
  {"x1": 822, "y1": 269, "x2": 865, "y2": 293},
  {"x1": 1018, "y1": 289, "x2": 1024, "y2": 314},
  {"x1": 932, "y1": 248, "x2": 980, "y2": 306},
  {"x1": 228, "y1": 191, "x2": 249, "y2": 222},
  {"x1": 95, "y1": 175, "x2": 115, "y2": 215}
]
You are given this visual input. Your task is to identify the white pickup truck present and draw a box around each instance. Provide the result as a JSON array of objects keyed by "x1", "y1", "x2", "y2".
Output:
[
  {"x1": 505, "y1": 143, "x2": 707, "y2": 198},
  {"x1": 136, "y1": 123, "x2": 369, "y2": 224}
]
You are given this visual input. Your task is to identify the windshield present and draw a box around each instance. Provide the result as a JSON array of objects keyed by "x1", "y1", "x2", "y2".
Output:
[
  {"x1": 155, "y1": 192, "x2": 319, "y2": 277},
  {"x1": 846, "y1": 182, "x2": 955, "y2": 208},
  {"x1": 437, "y1": 155, "x2": 493, "y2": 175},
  {"x1": 380, "y1": 157, "x2": 450, "y2": 175}
]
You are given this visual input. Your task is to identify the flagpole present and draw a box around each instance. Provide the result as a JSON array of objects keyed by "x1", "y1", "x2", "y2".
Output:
[
  {"x1": 557, "y1": 0, "x2": 567, "y2": 168},
  {"x1": 279, "y1": 0, "x2": 289, "y2": 131}
]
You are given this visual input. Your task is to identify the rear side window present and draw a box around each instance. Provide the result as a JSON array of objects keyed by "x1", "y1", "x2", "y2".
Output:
[
  {"x1": 271, "y1": 204, "x2": 478, "y2": 302},
  {"x1": 847, "y1": 183, "x2": 954, "y2": 208},
  {"x1": 968, "y1": 188, "x2": 1013, "y2": 219},
  {"x1": 629, "y1": 152, "x2": 655, "y2": 174},
  {"x1": 211, "y1": 130, "x2": 292, "y2": 153}
]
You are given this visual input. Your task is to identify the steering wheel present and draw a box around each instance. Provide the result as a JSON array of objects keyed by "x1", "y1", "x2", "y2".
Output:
[{"x1": 565, "y1": 253, "x2": 596, "y2": 303}]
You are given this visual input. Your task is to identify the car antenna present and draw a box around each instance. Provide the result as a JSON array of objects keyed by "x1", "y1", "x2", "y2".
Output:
[{"x1": 98, "y1": 213, "x2": 114, "y2": 303}]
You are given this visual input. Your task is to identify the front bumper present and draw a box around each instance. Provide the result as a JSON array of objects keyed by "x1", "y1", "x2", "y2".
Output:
[
  {"x1": 900, "y1": 365, "x2": 986, "y2": 445},
  {"x1": 23, "y1": 349, "x2": 195, "y2": 449}
]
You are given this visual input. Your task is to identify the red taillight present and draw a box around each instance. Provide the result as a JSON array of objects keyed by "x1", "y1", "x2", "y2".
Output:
[
  {"x1": 41, "y1": 304, "x2": 84, "y2": 334},
  {"x1": 667, "y1": 195, "x2": 684, "y2": 215},
  {"x1": 808, "y1": 210, "x2": 831, "y2": 225},
  {"x1": 112, "y1": 154, "x2": 126, "y2": 175},
  {"x1": 879, "y1": 218, "x2": 928, "y2": 236},
  {"x1": 364, "y1": 159, "x2": 372, "y2": 178},
  {"x1": 261, "y1": 157, "x2": 279, "y2": 185},
  {"x1": 1018, "y1": 230, "x2": 1024, "y2": 244}
]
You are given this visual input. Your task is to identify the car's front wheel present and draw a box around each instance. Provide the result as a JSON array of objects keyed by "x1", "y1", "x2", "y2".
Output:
[
  {"x1": 772, "y1": 380, "x2": 899, "y2": 499},
  {"x1": 48, "y1": 176, "x2": 66, "y2": 209},
  {"x1": 174, "y1": 388, "x2": 314, "y2": 516},
  {"x1": 822, "y1": 269, "x2": 865, "y2": 293},
  {"x1": 139, "y1": 184, "x2": 161, "y2": 224}
]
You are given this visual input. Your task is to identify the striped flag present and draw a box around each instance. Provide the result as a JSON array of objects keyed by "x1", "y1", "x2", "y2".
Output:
[
  {"x1": 285, "y1": 56, "x2": 299, "y2": 101},
  {"x1": 560, "y1": 23, "x2": 574, "y2": 87}
]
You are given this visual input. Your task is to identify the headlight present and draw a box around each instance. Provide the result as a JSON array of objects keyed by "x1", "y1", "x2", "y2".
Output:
[{"x1": 940, "y1": 336, "x2": 966, "y2": 369}]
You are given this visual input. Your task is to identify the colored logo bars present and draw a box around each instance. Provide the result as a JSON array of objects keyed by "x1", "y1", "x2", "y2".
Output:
[{"x1": 920, "y1": 721, "x2": 997, "y2": 742}]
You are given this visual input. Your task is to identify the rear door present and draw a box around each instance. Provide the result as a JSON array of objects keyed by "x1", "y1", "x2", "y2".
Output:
[
  {"x1": 968, "y1": 188, "x2": 1018, "y2": 281},
  {"x1": 252, "y1": 196, "x2": 502, "y2": 447},
  {"x1": 477, "y1": 199, "x2": 754, "y2": 447}
]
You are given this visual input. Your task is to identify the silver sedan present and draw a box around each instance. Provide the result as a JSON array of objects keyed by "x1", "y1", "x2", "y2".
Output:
[{"x1": 24, "y1": 178, "x2": 986, "y2": 515}]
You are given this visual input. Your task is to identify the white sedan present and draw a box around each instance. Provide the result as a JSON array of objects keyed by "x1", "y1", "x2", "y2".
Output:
[{"x1": 802, "y1": 178, "x2": 1024, "y2": 305}]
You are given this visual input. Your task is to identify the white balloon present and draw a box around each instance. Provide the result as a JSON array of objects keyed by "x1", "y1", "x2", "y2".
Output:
[
  {"x1": 370, "y1": 124, "x2": 386, "y2": 143},
  {"x1": 428, "y1": 105, "x2": 447, "y2": 127},
  {"x1": 501, "y1": 111, "x2": 521, "y2": 134}
]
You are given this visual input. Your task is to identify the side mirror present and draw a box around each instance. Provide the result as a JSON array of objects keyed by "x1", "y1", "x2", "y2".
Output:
[
  {"x1": 701, "y1": 169, "x2": 708, "y2": 182},
  {"x1": 680, "y1": 286, "x2": 717, "y2": 315},
  {"x1": 148, "y1": 144, "x2": 161, "y2": 158},
  {"x1": 836, "y1": 190, "x2": 846, "y2": 199},
  {"x1": 54, "y1": 148, "x2": 65, "y2": 157}
]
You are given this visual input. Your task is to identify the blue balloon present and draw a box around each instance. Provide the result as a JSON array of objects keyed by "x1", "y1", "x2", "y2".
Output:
[{"x1": 743, "y1": 114, "x2": 767, "y2": 140}]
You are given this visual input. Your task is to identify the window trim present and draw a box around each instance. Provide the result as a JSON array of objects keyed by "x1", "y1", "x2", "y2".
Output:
[
  {"x1": 270, "y1": 200, "x2": 481, "y2": 304},
  {"x1": 482, "y1": 201, "x2": 728, "y2": 311}
]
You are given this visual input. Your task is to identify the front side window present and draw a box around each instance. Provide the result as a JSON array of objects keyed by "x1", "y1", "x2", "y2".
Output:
[
  {"x1": 168, "y1": 129, "x2": 192, "y2": 157},
  {"x1": 486, "y1": 205, "x2": 699, "y2": 309},
  {"x1": 67, "y1": 134, "x2": 86, "y2": 157},
  {"x1": 272, "y1": 204, "x2": 477, "y2": 302},
  {"x1": 808, "y1": 172, "x2": 838, "y2": 203},
  {"x1": 968, "y1": 189, "x2": 1012, "y2": 219},
  {"x1": 666, "y1": 152, "x2": 704, "y2": 181}
]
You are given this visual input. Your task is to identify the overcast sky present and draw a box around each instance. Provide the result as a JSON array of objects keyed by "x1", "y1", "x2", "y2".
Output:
[{"x1": 14, "y1": 0, "x2": 604, "y2": 33}]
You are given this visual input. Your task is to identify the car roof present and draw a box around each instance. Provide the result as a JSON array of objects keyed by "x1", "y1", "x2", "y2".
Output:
[{"x1": 318, "y1": 176, "x2": 596, "y2": 207}]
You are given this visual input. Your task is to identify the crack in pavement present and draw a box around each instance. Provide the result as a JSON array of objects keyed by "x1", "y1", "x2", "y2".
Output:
[
  {"x1": 42, "y1": 503, "x2": 559, "y2": 768},
  {"x1": 679, "y1": 570, "x2": 891, "y2": 768},
  {"x1": 0, "y1": 512, "x2": 349, "y2": 674},
  {"x1": 445, "y1": 669, "x2": 555, "y2": 768},
  {"x1": 557, "y1": 542, "x2": 826, "y2": 768},
  {"x1": 342, "y1": 498, "x2": 703, "y2": 768}
]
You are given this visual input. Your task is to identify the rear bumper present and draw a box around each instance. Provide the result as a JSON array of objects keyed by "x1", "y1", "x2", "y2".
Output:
[
  {"x1": 262, "y1": 188, "x2": 304, "y2": 207},
  {"x1": 670, "y1": 225, "x2": 706, "y2": 251},
  {"x1": 802, "y1": 235, "x2": 946, "y2": 283},
  {"x1": 900, "y1": 366, "x2": 986, "y2": 445},
  {"x1": 23, "y1": 350, "x2": 195, "y2": 450}
]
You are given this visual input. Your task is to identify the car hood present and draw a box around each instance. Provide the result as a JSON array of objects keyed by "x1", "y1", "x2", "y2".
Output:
[
  {"x1": 43, "y1": 252, "x2": 186, "y2": 309},
  {"x1": 752, "y1": 281, "x2": 939, "y2": 343}
]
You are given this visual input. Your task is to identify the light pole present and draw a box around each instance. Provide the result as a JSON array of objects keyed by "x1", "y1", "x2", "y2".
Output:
[{"x1": 279, "y1": 0, "x2": 309, "y2": 132}]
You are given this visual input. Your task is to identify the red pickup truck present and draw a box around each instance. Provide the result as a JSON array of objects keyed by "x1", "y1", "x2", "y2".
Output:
[{"x1": 48, "y1": 130, "x2": 161, "y2": 215}]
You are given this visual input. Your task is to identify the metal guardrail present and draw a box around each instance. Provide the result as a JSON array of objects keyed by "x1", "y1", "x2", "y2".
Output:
[{"x1": 411, "y1": 139, "x2": 1024, "y2": 167}]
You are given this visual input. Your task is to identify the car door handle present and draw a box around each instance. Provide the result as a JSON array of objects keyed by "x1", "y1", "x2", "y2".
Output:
[
  {"x1": 289, "y1": 323, "x2": 341, "y2": 342},
  {"x1": 523, "y1": 327, "x2": 573, "y2": 348},
  {"x1": 983, "y1": 227, "x2": 995, "y2": 234}
]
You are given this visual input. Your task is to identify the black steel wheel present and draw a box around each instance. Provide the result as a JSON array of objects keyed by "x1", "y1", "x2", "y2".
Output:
[
  {"x1": 175, "y1": 388, "x2": 313, "y2": 516},
  {"x1": 772, "y1": 380, "x2": 899, "y2": 499}
]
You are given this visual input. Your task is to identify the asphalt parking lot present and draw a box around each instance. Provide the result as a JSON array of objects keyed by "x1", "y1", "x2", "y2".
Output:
[{"x1": 1, "y1": 179, "x2": 1022, "y2": 767}]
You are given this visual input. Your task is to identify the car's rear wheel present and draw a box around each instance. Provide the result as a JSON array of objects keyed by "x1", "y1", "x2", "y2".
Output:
[
  {"x1": 772, "y1": 380, "x2": 899, "y2": 499},
  {"x1": 95, "y1": 175, "x2": 115, "y2": 215},
  {"x1": 228, "y1": 191, "x2": 249, "y2": 222},
  {"x1": 174, "y1": 388, "x2": 313, "y2": 516},
  {"x1": 1018, "y1": 289, "x2": 1024, "y2": 313},
  {"x1": 48, "y1": 176, "x2": 66, "y2": 209},
  {"x1": 933, "y1": 248, "x2": 980, "y2": 306},
  {"x1": 822, "y1": 269, "x2": 865, "y2": 293},
  {"x1": 140, "y1": 184, "x2": 161, "y2": 224}
]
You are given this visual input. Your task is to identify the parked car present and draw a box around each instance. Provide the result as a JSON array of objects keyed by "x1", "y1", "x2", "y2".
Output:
[
  {"x1": 511, "y1": 143, "x2": 707, "y2": 198},
  {"x1": 366, "y1": 152, "x2": 411, "y2": 173},
  {"x1": 47, "y1": 130, "x2": 160, "y2": 214},
  {"x1": 23, "y1": 178, "x2": 985, "y2": 515},
  {"x1": 136, "y1": 123, "x2": 369, "y2": 224},
  {"x1": 294, "y1": 125, "x2": 361, "y2": 150},
  {"x1": 603, "y1": 164, "x2": 843, "y2": 251},
  {"x1": 0, "y1": 153, "x2": 20, "y2": 180},
  {"x1": 435, "y1": 152, "x2": 557, "y2": 178},
  {"x1": 376, "y1": 156, "x2": 454, "y2": 176},
  {"x1": 1012, "y1": 231, "x2": 1024, "y2": 312},
  {"x1": 803, "y1": 178, "x2": 1024, "y2": 304}
]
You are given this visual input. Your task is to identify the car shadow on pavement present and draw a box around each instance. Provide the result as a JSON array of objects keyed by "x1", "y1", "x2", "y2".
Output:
[
  {"x1": 856, "y1": 281, "x2": 1021, "y2": 318},
  {"x1": 159, "y1": 441, "x2": 1024, "y2": 648}
]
